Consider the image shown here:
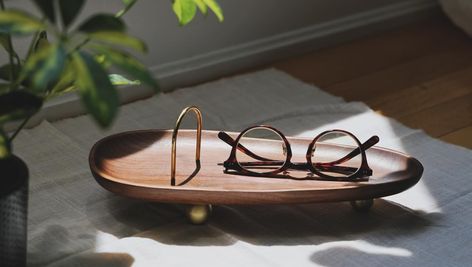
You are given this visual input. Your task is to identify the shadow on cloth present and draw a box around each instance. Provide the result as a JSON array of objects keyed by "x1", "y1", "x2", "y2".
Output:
[
  {"x1": 309, "y1": 244, "x2": 411, "y2": 266},
  {"x1": 86, "y1": 196, "x2": 439, "y2": 248},
  {"x1": 208, "y1": 200, "x2": 438, "y2": 246},
  {"x1": 27, "y1": 224, "x2": 135, "y2": 267},
  {"x1": 48, "y1": 253, "x2": 135, "y2": 267}
]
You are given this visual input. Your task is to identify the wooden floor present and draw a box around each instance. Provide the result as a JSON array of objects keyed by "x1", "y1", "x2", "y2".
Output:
[{"x1": 268, "y1": 15, "x2": 472, "y2": 149}]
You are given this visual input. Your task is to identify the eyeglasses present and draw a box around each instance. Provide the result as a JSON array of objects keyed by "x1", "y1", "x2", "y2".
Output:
[{"x1": 218, "y1": 126, "x2": 379, "y2": 181}]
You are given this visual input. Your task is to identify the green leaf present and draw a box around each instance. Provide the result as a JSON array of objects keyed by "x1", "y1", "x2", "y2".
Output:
[
  {"x1": 0, "y1": 90, "x2": 43, "y2": 126},
  {"x1": 173, "y1": 0, "x2": 197, "y2": 26},
  {"x1": 109, "y1": 74, "x2": 140, "y2": 86},
  {"x1": 58, "y1": 0, "x2": 85, "y2": 28},
  {"x1": 88, "y1": 31, "x2": 147, "y2": 53},
  {"x1": 193, "y1": 0, "x2": 208, "y2": 15},
  {"x1": 32, "y1": 0, "x2": 56, "y2": 23},
  {"x1": 94, "y1": 54, "x2": 113, "y2": 70},
  {"x1": 72, "y1": 51, "x2": 118, "y2": 128},
  {"x1": 0, "y1": 9, "x2": 45, "y2": 35},
  {"x1": 202, "y1": 0, "x2": 223, "y2": 22},
  {"x1": 48, "y1": 61, "x2": 75, "y2": 97},
  {"x1": 20, "y1": 43, "x2": 66, "y2": 92},
  {"x1": 92, "y1": 46, "x2": 158, "y2": 90},
  {"x1": 0, "y1": 33, "x2": 13, "y2": 53},
  {"x1": 78, "y1": 14, "x2": 125, "y2": 33}
]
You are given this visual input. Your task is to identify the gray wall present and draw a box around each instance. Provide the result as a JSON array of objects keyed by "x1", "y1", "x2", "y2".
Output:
[
  {"x1": 3, "y1": 0, "x2": 435, "y2": 72},
  {"x1": 1, "y1": 0, "x2": 438, "y2": 125},
  {"x1": 123, "y1": 0, "x2": 403, "y2": 67}
]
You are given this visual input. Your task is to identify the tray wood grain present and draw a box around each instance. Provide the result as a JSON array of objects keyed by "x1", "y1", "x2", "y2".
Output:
[{"x1": 89, "y1": 130, "x2": 423, "y2": 205}]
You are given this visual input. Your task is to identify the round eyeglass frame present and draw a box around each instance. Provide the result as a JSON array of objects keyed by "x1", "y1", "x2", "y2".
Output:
[{"x1": 220, "y1": 125, "x2": 375, "y2": 180}]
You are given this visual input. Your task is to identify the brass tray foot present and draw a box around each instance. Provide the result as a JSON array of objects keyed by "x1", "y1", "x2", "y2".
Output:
[
  {"x1": 350, "y1": 199, "x2": 374, "y2": 212},
  {"x1": 186, "y1": 204, "x2": 212, "y2": 224}
]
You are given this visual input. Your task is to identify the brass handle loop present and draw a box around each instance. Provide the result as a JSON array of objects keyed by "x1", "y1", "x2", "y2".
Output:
[{"x1": 171, "y1": 106, "x2": 203, "y2": 186}]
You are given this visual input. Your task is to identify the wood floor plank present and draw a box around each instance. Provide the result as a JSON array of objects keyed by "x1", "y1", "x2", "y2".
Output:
[
  {"x1": 440, "y1": 126, "x2": 472, "y2": 149},
  {"x1": 370, "y1": 67, "x2": 472, "y2": 118},
  {"x1": 273, "y1": 17, "x2": 470, "y2": 88},
  {"x1": 264, "y1": 15, "x2": 472, "y2": 148},
  {"x1": 398, "y1": 94, "x2": 472, "y2": 137},
  {"x1": 325, "y1": 46, "x2": 472, "y2": 102}
]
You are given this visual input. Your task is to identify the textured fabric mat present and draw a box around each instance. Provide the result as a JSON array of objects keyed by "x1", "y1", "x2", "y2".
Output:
[{"x1": 14, "y1": 69, "x2": 472, "y2": 267}]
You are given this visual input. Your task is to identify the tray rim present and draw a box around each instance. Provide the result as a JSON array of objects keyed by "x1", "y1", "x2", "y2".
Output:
[{"x1": 89, "y1": 129, "x2": 423, "y2": 204}]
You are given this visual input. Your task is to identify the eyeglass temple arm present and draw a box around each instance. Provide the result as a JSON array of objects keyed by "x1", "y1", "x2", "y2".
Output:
[
  {"x1": 219, "y1": 131, "x2": 379, "y2": 166},
  {"x1": 219, "y1": 131, "x2": 379, "y2": 173},
  {"x1": 317, "y1": 135, "x2": 379, "y2": 167},
  {"x1": 218, "y1": 131, "x2": 276, "y2": 162},
  {"x1": 237, "y1": 161, "x2": 358, "y2": 176}
]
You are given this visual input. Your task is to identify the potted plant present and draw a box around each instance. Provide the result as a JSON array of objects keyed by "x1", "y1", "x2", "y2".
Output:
[{"x1": 0, "y1": 0, "x2": 222, "y2": 266}]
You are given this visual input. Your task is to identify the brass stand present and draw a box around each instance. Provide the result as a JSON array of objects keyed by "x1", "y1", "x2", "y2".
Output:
[
  {"x1": 171, "y1": 106, "x2": 202, "y2": 186},
  {"x1": 171, "y1": 106, "x2": 211, "y2": 224}
]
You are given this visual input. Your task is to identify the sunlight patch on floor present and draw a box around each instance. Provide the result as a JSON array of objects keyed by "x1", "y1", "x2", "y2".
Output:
[
  {"x1": 311, "y1": 240, "x2": 412, "y2": 257},
  {"x1": 294, "y1": 110, "x2": 440, "y2": 213}
]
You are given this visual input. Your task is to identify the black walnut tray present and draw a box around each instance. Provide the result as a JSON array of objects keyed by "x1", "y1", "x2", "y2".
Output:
[{"x1": 89, "y1": 129, "x2": 423, "y2": 208}]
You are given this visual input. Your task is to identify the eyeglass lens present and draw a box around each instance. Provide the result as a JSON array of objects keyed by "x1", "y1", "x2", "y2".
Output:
[
  {"x1": 311, "y1": 131, "x2": 362, "y2": 178},
  {"x1": 235, "y1": 127, "x2": 287, "y2": 174}
]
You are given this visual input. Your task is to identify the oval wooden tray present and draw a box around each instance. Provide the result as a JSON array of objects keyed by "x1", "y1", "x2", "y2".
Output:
[{"x1": 89, "y1": 130, "x2": 423, "y2": 205}]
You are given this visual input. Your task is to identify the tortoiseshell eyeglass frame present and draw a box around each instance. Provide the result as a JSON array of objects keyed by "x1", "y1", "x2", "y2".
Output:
[{"x1": 218, "y1": 125, "x2": 379, "y2": 181}]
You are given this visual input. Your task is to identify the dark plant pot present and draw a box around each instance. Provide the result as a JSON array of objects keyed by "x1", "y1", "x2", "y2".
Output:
[{"x1": 0, "y1": 155, "x2": 28, "y2": 267}]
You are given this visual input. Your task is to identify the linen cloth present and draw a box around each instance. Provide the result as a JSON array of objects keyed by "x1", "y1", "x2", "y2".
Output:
[{"x1": 14, "y1": 69, "x2": 472, "y2": 267}]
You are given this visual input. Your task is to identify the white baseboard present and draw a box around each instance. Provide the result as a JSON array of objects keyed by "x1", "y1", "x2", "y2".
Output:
[
  {"x1": 152, "y1": 0, "x2": 440, "y2": 90},
  {"x1": 19, "y1": 0, "x2": 439, "y2": 130}
]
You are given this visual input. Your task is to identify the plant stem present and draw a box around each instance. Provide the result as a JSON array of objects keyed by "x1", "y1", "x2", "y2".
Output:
[
  {"x1": 7, "y1": 44, "x2": 15, "y2": 87},
  {"x1": 25, "y1": 30, "x2": 42, "y2": 60},
  {"x1": 8, "y1": 115, "x2": 32, "y2": 142},
  {"x1": 116, "y1": 0, "x2": 138, "y2": 18},
  {"x1": 6, "y1": 35, "x2": 22, "y2": 89},
  {"x1": 0, "y1": 129, "x2": 11, "y2": 159}
]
